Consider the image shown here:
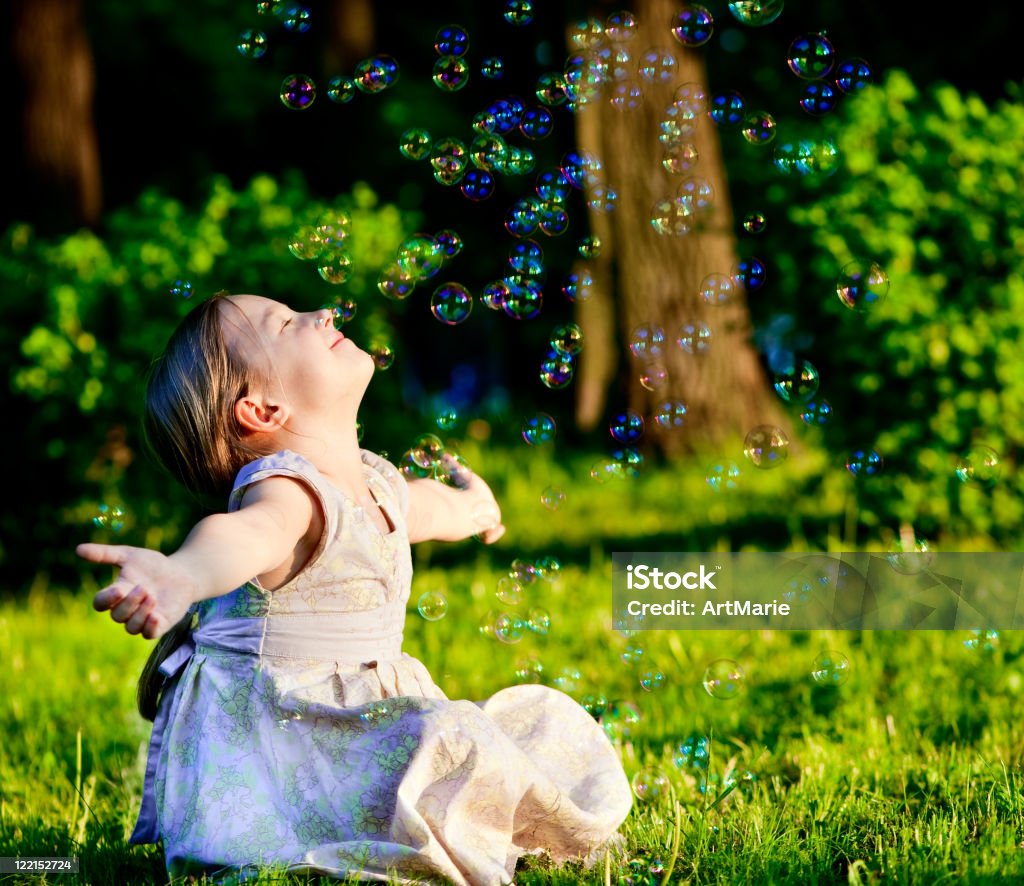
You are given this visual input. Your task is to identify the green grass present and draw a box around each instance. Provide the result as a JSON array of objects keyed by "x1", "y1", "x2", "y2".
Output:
[{"x1": 2, "y1": 447, "x2": 1023, "y2": 884}]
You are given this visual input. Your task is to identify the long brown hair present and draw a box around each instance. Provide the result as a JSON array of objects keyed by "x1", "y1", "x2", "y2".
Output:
[{"x1": 136, "y1": 292, "x2": 271, "y2": 721}]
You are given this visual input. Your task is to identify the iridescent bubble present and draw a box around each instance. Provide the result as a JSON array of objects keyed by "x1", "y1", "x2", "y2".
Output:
[
  {"x1": 377, "y1": 264, "x2": 415, "y2": 301},
  {"x1": 256, "y1": 0, "x2": 281, "y2": 14},
  {"x1": 317, "y1": 254, "x2": 352, "y2": 284},
  {"x1": 430, "y1": 283, "x2": 473, "y2": 325},
  {"x1": 703, "y1": 659, "x2": 745, "y2": 699},
  {"x1": 588, "y1": 184, "x2": 617, "y2": 213},
  {"x1": 434, "y1": 229, "x2": 463, "y2": 261},
  {"x1": 674, "y1": 81, "x2": 709, "y2": 113},
  {"x1": 742, "y1": 211, "x2": 767, "y2": 233},
  {"x1": 435, "y1": 408, "x2": 459, "y2": 431},
  {"x1": 670, "y1": 5, "x2": 714, "y2": 47},
  {"x1": 639, "y1": 669, "x2": 665, "y2": 692},
  {"x1": 676, "y1": 177, "x2": 714, "y2": 216},
  {"x1": 639, "y1": 363, "x2": 668, "y2": 391},
  {"x1": 811, "y1": 650, "x2": 850, "y2": 685},
  {"x1": 503, "y1": 279, "x2": 543, "y2": 320},
  {"x1": 329, "y1": 298, "x2": 356, "y2": 324},
  {"x1": 522, "y1": 412, "x2": 556, "y2": 445},
  {"x1": 835, "y1": 58, "x2": 872, "y2": 93},
  {"x1": 700, "y1": 272, "x2": 734, "y2": 305},
  {"x1": 727, "y1": 0, "x2": 784, "y2": 26},
  {"x1": 677, "y1": 322, "x2": 711, "y2": 354},
  {"x1": 398, "y1": 235, "x2": 445, "y2": 281},
  {"x1": 629, "y1": 325, "x2": 666, "y2": 359},
  {"x1": 631, "y1": 767, "x2": 670, "y2": 801},
  {"x1": 560, "y1": 150, "x2": 601, "y2": 189},
  {"x1": 327, "y1": 75, "x2": 355, "y2": 104},
  {"x1": 520, "y1": 107, "x2": 554, "y2": 139},
  {"x1": 496, "y1": 575, "x2": 524, "y2": 606},
  {"x1": 410, "y1": 434, "x2": 445, "y2": 469},
  {"x1": 370, "y1": 343, "x2": 395, "y2": 370},
  {"x1": 612, "y1": 446, "x2": 644, "y2": 478},
  {"x1": 237, "y1": 29, "x2": 268, "y2": 59},
  {"x1": 92, "y1": 503, "x2": 126, "y2": 532},
  {"x1": 288, "y1": 226, "x2": 323, "y2": 260},
  {"x1": 170, "y1": 279, "x2": 194, "y2": 299},
  {"x1": 800, "y1": 399, "x2": 832, "y2": 425},
  {"x1": 741, "y1": 110, "x2": 777, "y2": 145},
  {"x1": 551, "y1": 323, "x2": 584, "y2": 355},
  {"x1": 964, "y1": 629, "x2": 1000, "y2": 652},
  {"x1": 887, "y1": 538, "x2": 934, "y2": 575},
  {"x1": 773, "y1": 359, "x2": 819, "y2": 403},
  {"x1": 417, "y1": 591, "x2": 449, "y2": 621},
  {"x1": 504, "y1": 145, "x2": 536, "y2": 175},
  {"x1": 526, "y1": 607, "x2": 551, "y2": 635},
  {"x1": 605, "y1": 10, "x2": 639, "y2": 42},
  {"x1": 535, "y1": 72, "x2": 568, "y2": 106},
  {"x1": 509, "y1": 239, "x2": 544, "y2": 275},
  {"x1": 540, "y1": 356, "x2": 575, "y2": 389},
  {"x1": 494, "y1": 613, "x2": 526, "y2": 644},
  {"x1": 601, "y1": 699, "x2": 642, "y2": 741},
  {"x1": 514, "y1": 656, "x2": 544, "y2": 682},
  {"x1": 433, "y1": 55, "x2": 470, "y2": 91},
  {"x1": 470, "y1": 133, "x2": 508, "y2": 171},
  {"x1": 399, "y1": 128, "x2": 432, "y2": 160},
  {"x1": 659, "y1": 101, "x2": 698, "y2": 146},
  {"x1": 609, "y1": 81, "x2": 644, "y2": 112},
  {"x1": 653, "y1": 400, "x2": 687, "y2": 430},
  {"x1": 638, "y1": 47, "x2": 678, "y2": 83},
  {"x1": 568, "y1": 16, "x2": 605, "y2": 49},
  {"x1": 837, "y1": 260, "x2": 889, "y2": 311},
  {"x1": 538, "y1": 202, "x2": 569, "y2": 236},
  {"x1": 707, "y1": 461, "x2": 741, "y2": 491},
  {"x1": 505, "y1": 197, "x2": 541, "y2": 237},
  {"x1": 662, "y1": 142, "x2": 699, "y2": 174},
  {"x1": 787, "y1": 32, "x2": 835, "y2": 80},
  {"x1": 743, "y1": 425, "x2": 789, "y2": 469},
  {"x1": 280, "y1": 74, "x2": 316, "y2": 110},
  {"x1": 552, "y1": 665, "x2": 582, "y2": 693},
  {"x1": 353, "y1": 54, "x2": 399, "y2": 93},
  {"x1": 581, "y1": 693, "x2": 607, "y2": 717},
  {"x1": 280, "y1": 4, "x2": 311, "y2": 32},
  {"x1": 541, "y1": 486, "x2": 566, "y2": 510},
  {"x1": 955, "y1": 444, "x2": 1002, "y2": 487},
  {"x1": 460, "y1": 168, "x2": 495, "y2": 201},
  {"x1": 732, "y1": 257, "x2": 767, "y2": 292},
  {"x1": 481, "y1": 56, "x2": 504, "y2": 79},
  {"x1": 434, "y1": 24, "x2": 469, "y2": 57},
  {"x1": 801, "y1": 81, "x2": 839, "y2": 115},
  {"x1": 561, "y1": 271, "x2": 593, "y2": 303},
  {"x1": 503, "y1": 0, "x2": 534, "y2": 26},
  {"x1": 481, "y1": 280, "x2": 510, "y2": 311},
  {"x1": 430, "y1": 138, "x2": 468, "y2": 186},
  {"x1": 578, "y1": 236, "x2": 602, "y2": 258},
  {"x1": 708, "y1": 90, "x2": 745, "y2": 126},
  {"x1": 650, "y1": 198, "x2": 693, "y2": 237},
  {"x1": 846, "y1": 449, "x2": 884, "y2": 477},
  {"x1": 674, "y1": 734, "x2": 711, "y2": 771},
  {"x1": 610, "y1": 410, "x2": 645, "y2": 444},
  {"x1": 621, "y1": 642, "x2": 645, "y2": 665}
]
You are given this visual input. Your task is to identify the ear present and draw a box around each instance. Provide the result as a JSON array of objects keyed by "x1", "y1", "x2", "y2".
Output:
[{"x1": 234, "y1": 391, "x2": 289, "y2": 435}]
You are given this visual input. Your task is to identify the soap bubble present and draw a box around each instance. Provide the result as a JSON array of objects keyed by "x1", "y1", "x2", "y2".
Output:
[
  {"x1": 629, "y1": 325, "x2": 665, "y2": 359},
  {"x1": 706, "y1": 461, "x2": 741, "y2": 491},
  {"x1": 674, "y1": 734, "x2": 711, "y2": 770},
  {"x1": 170, "y1": 279, "x2": 194, "y2": 299},
  {"x1": 787, "y1": 32, "x2": 835, "y2": 80},
  {"x1": 653, "y1": 400, "x2": 688, "y2": 430},
  {"x1": 955, "y1": 444, "x2": 1002, "y2": 487},
  {"x1": 460, "y1": 169, "x2": 495, "y2": 201},
  {"x1": 92, "y1": 503, "x2": 126, "y2": 532},
  {"x1": 638, "y1": 47, "x2": 677, "y2": 83},
  {"x1": 610, "y1": 410, "x2": 645, "y2": 444},
  {"x1": 773, "y1": 359, "x2": 819, "y2": 403},
  {"x1": 742, "y1": 212, "x2": 767, "y2": 233},
  {"x1": 503, "y1": 0, "x2": 534, "y2": 26},
  {"x1": 280, "y1": 4, "x2": 311, "y2": 32},
  {"x1": 417, "y1": 591, "x2": 449, "y2": 621},
  {"x1": 353, "y1": 54, "x2": 399, "y2": 93},
  {"x1": 670, "y1": 5, "x2": 714, "y2": 47},
  {"x1": 835, "y1": 58, "x2": 873, "y2": 93},
  {"x1": 708, "y1": 90, "x2": 745, "y2": 126},
  {"x1": 662, "y1": 142, "x2": 699, "y2": 174},
  {"x1": 631, "y1": 767, "x2": 670, "y2": 801},
  {"x1": 430, "y1": 283, "x2": 473, "y2": 325},
  {"x1": 280, "y1": 74, "x2": 316, "y2": 109},
  {"x1": 433, "y1": 55, "x2": 470, "y2": 91},
  {"x1": 434, "y1": 24, "x2": 469, "y2": 57},
  {"x1": 700, "y1": 272, "x2": 735, "y2": 305},
  {"x1": 727, "y1": 0, "x2": 784, "y2": 26},
  {"x1": 703, "y1": 659, "x2": 745, "y2": 699},
  {"x1": 887, "y1": 538, "x2": 934, "y2": 575},
  {"x1": 370, "y1": 343, "x2": 395, "y2": 370},
  {"x1": 837, "y1": 260, "x2": 889, "y2": 311},
  {"x1": 800, "y1": 81, "x2": 839, "y2": 115},
  {"x1": 551, "y1": 323, "x2": 584, "y2": 355},
  {"x1": 678, "y1": 322, "x2": 711, "y2": 354},
  {"x1": 481, "y1": 56, "x2": 504, "y2": 79},
  {"x1": 237, "y1": 30, "x2": 268, "y2": 59},
  {"x1": 846, "y1": 449, "x2": 884, "y2": 477},
  {"x1": 963, "y1": 629, "x2": 999, "y2": 652},
  {"x1": 399, "y1": 128, "x2": 432, "y2": 160},
  {"x1": 541, "y1": 486, "x2": 566, "y2": 510},
  {"x1": 605, "y1": 10, "x2": 639, "y2": 42},
  {"x1": 327, "y1": 76, "x2": 355, "y2": 104},
  {"x1": 811, "y1": 650, "x2": 850, "y2": 685},
  {"x1": 800, "y1": 399, "x2": 833, "y2": 425},
  {"x1": 741, "y1": 110, "x2": 777, "y2": 145},
  {"x1": 522, "y1": 412, "x2": 556, "y2": 445},
  {"x1": 743, "y1": 425, "x2": 789, "y2": 469}
]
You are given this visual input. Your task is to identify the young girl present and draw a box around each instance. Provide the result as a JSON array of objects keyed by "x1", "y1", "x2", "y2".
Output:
[{"x1": 77, "y1": 292, "x2": 632, "y2": 885}]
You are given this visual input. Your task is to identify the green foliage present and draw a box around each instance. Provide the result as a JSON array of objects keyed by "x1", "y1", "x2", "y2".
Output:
[
  {"x1": 751, "y1": 71, "x2": 1024, "y2": 547},
  {"x1": 2, "y1": 173, "x2": 417, "y2": 589}
]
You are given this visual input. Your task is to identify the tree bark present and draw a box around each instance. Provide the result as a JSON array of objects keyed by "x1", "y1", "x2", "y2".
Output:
[
  {"x1": 573, "y1": 0, "x2": 791, "y2": 458},
  {"x1": 11, "y1": 0, "x2": 101, "y2": 228}
]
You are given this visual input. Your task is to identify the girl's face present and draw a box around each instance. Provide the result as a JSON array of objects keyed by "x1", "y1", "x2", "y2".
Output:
[{"x1": 220, "y1": 294, "x2": 375, "y2": 417}]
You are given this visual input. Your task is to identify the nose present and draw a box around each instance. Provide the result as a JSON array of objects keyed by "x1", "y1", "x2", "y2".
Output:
[{"x1": 313, "y1": 307, "x2": 336, "y2": 328}]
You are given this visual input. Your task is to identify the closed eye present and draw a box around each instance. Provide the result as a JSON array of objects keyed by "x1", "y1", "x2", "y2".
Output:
[{"x1": 280, "y1": 317, "x2": 292, "y2": 331}]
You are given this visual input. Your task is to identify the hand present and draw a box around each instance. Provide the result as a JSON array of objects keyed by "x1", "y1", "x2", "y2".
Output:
[
  {"x1": 443, "y1": 456, "x2": 505, "y2": 545},
  {"x1": 76, "y1": 543, "x2": 199, "y2": 640}
]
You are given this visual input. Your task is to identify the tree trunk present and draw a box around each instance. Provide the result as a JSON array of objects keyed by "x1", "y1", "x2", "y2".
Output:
[
  {"x1": 573, "y1": 0, "x2": 791, "y2": 458},
  {"x1": 11, "y1": 0, "x2": 101, "y2": 229}
]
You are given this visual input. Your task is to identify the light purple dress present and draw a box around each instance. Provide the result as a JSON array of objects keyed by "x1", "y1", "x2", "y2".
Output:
[{"x1": 130, "y1": 450, "x2": 632, "y2": 884}]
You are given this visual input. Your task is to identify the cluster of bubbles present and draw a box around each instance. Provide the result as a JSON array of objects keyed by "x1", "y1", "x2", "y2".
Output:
[
  {"x1": 287, "y1": 210, "x2": 354, "y2": 287},
  {"x1": 479, "y1": 556, "x2": 562, "y2": 644}
]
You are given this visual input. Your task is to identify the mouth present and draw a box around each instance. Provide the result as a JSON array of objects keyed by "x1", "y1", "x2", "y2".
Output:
[{"x1": 330, "y1": 331, "x2": 345, "y2": 348}]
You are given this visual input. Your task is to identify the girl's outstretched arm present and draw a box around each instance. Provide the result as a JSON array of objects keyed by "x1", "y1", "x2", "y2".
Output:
[
  {"x1": 406, "y1": 457, "x2": 506, "y2": 545},
  {"x1": 76, "y1": 475, "x2": 319, "y2": 639}
]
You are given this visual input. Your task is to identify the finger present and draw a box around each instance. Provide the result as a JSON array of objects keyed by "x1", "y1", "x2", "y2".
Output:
[
  {"x1": 77, "y1": 543, "x2": 129, "y2": 566},
  {"x1": 481, "y1": 524, "x2": 507, "y2": 545},
  {"x1": 110, "y1": 586, "x2": 149, "y2": 624},
  {"x1": 93, "y1": 583, "x2": 132, "y2": 612},
  {"x1": 124, "y1": 597, "x2": 156, "y2": 636},
  {"x1": 142, "y1": 612, "x2": 166, "y2": 641}
]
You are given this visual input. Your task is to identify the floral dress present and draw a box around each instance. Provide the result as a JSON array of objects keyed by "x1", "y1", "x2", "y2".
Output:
[{"x1": 129, "y1": 449, "x2": 632, "y2": 884}]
